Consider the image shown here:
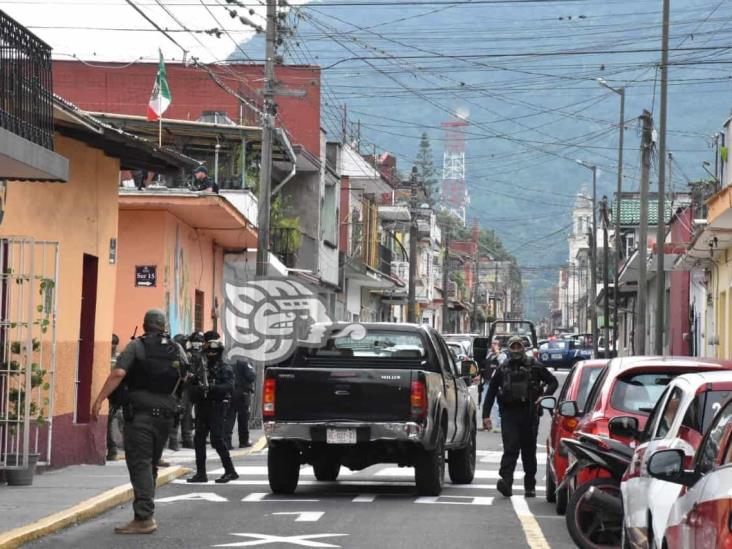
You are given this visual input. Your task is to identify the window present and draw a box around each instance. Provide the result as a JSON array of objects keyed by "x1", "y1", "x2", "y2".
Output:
[
  {"x1": 584, "y1": 367, "x2": 609, "y2": 415},
  {"x1": 655, "y1": 387, "x2": 684, "y2": 439},
  {"x1": 557, "y1": 366, "x2": 577, "y2": 403},
  {"x1": 194, "y1": 290, "x2": 204, "y2": 332},
  {"x1": 330, "y1": 330, "x2": 426, "y2": 359},
  {"x1": 577, "y1": 367, "x2": 604, "y2": 412},
  {"x1": 610, "y1": 372, "x2": 675, "y2": 415},
  {"x1": 697, "y1": 400, "x2": 732, "y2": 473},
  {"x1": 683, "y1": 390, "x2": 732, "y2": 434},
  {"x1": 638, "y1": 386, "x2": 671, "y2": 443},
  {"x1": 322, "y1": 181, "x2": 338, "y2": 246}
]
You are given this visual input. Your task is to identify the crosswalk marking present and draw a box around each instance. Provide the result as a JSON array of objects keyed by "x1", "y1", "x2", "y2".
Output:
[
  {"x1": 352, "y1": 495, "x2": 376, "y2": 503},
  {"x1": 416, "y1": 495, "x2": 494, "y2": 506},
  {"x1": 478, "y1": 451, "x2": 547, "y2": 465}
]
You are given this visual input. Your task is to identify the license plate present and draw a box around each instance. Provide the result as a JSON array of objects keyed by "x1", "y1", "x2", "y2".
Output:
[
  {"x1": 326, "y1": 428, "x2": 357, "y2": 445},
  {"x1": 551, "y1": 354, "x2": 563, "y2": 360}
]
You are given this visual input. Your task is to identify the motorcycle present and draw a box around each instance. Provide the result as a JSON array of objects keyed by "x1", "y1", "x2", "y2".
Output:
[{"x1": 557, "y1": 433, "x2": 634, "y2": 549}]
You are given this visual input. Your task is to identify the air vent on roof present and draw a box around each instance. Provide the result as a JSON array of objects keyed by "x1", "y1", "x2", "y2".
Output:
[{"x1": 197, "y1": 111, "x2": 235, "y2": 125}]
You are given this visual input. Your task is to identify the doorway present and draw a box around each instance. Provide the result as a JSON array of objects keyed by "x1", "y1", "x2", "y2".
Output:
[{"x1": 75, "y1": 254, "x2": 98, "y2": 424}]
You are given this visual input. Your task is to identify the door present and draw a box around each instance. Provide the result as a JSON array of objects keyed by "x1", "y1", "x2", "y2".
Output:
[
  {"x1": 430, "y1": 330, "x2": 458, "y2": 443},
  {"x1": 75, "y1": 254, "x2": 98, "y2": 424}
]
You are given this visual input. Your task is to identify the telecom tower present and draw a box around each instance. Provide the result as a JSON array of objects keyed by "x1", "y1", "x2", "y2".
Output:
[{"x1": 441, "y1": 116, "x2": 470, "y2": 224}]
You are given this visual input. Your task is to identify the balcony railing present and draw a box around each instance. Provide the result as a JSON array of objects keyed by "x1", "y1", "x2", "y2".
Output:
[
  {"x1": 0, "y1": 11, "x2": 53, "y2": 149},
  {"x1": 270, "y1": 227, "x2": 301, "y2": 269}
]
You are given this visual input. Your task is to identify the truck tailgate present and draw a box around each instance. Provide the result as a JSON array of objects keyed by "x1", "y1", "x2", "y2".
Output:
[{"x1": 270, "y1": 367, "x2": 414, "y2": 422}]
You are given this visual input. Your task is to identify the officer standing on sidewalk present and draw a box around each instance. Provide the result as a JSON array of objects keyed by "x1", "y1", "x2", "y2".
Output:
[
  {"x1": 91, "y1": 309, "x2": 188, "y2": 535},
  {"x1": 186, "y1": 331, "x2": 239, "y2": 484},
  {"x1": 482, "y1": 336, "x2": 557, "y2": 498}
]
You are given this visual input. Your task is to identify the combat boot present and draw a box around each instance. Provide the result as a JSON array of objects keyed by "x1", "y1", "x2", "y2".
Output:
[
  {"x1": 114, "y1": 517, "x2": 157, "y2": 534},
  {"x1": 496, "y1": 478, "x2": 513, "y2": 497}
]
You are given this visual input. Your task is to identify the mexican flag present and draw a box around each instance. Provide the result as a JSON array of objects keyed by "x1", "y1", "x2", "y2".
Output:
[{"x1": 146, "y1": 50, "x2": 171, "y2": 121}]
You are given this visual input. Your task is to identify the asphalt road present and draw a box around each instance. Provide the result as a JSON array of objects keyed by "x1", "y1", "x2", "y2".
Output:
[{"x1": 27, "y1": 371, "x2": 573, "y2": 549}]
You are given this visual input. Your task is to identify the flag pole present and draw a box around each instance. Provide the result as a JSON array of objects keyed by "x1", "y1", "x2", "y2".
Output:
[{"x1": 158, "y1": 115, "x2": 162, "y2": 147}]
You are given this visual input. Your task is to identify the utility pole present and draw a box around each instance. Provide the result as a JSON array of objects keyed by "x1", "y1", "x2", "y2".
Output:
[
  {"x1": 598, "y1": 78, "x2": 625, "y2": 355},
  {"x1": 654, "y1": 0, "x2": 671, "y2": 355},
  {"x1": 255, "y1": 0, "x2": 278, "y2": 277},
  {"x1": 442, "y1": 230, "x2": 450, "y2": 332},
  {"x1": 472, "y1": 246, "x2": 480, "y2": 333},
  {"x1": 637, "y1": 110, "x2": 654, "y2": 355},
  {"x1": 407, "y1": 168, "x2": 420, "y2": 324},
  {"x1": 577, "y1": 160, "x2": 598, "y2": 357},
  {"x1": 602, "y1": 196, "x2": 611, "y2": 358}
]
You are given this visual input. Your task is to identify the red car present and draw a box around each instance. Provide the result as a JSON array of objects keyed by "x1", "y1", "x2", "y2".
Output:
[
  {"x1": 545, "y1": 359, "x2": 607, "y2": 514},
  {"x1": 560, "y1": 356, "x2": 732, "y2": 491},
  {"x1": 648, "y1": 394, "x2": 732, "y2": 548}
]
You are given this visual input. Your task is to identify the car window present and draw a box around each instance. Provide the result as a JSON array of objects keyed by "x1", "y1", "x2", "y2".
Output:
[
  {"x1": 638, "y1": 386, "x2": 671, "y2": 443},
  {"x1": 655, "y1": 387, "x2": 684, "y2": 439},
  {"x1": 546, "y1": 341, "x2": 568, "y2": 350},
  {"x1": 577, "y1": 367, "x2": 604, "y2": 412},
  {"x1": 433, "y1": 334, "x2": 457, "y2": 378},
  {"x1": 610, "y1": 372, "x2": 675, "y2": 415},
  {"x1": 697, "y1": 400, "x2": 732, "y2": 474},
  {"x1": 683, "y1": 390, "x2": 732, "y2": 434},
  {"x1": 558, "y1": 365, "x2": 577, "y2": 403},
  {"x1": 584, "y1": 366, "x2": 609, "y2": 414}
]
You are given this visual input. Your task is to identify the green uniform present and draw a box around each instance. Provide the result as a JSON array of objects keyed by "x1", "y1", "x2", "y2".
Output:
[{"x1": 115, "y1": 333, "x2": 188, "y2": 520}]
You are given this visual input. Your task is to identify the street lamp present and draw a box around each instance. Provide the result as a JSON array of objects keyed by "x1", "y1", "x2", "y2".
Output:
[
  {"x1": 597, "y1": 78, "x2": 625, "y2": 357},
  {"x1": 702, "y1": 160, "x2": 721, "y2": 188},
  {"x1": 576, "y1": 159, "x2": 599, "y2": 357}
]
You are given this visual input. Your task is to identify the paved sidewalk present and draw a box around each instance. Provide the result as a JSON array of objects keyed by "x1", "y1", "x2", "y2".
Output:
[{"x1": 0, "y1": 430, "x2": 264, "y2": 548}]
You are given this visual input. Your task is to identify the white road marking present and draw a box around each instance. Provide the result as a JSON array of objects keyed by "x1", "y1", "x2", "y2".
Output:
[
  {"x1": 242, "y1": 492, "x2": 320, "y2": 503},
  {"x1": 207, "y1": 466, "x2": 354, "y2": 477},
  {"x1": 156, "y1": 492, "x2": 228, "y2": 503},
  {"x1": 479, "y1": 451, "x2": 547, "y2": 465},
  {"x1": 273, "y1": 512, "x2": 325, "y2": 522},
  {"x1": 511, "y1": 495, "x2": 551, "y2": 549},
  {"x1": 415, "y1": 495, "x2": 494, "y2": 506},
  {"x1": 213, "y1": 533, "x2": 348, "y2": 547},
  {"x1": 172, "y1": 479, "x2": 545, "y2": 491},
  {"x1": 375, "y1": 467, "x2": 501, "y2": 479},
  {"x1": 352, "y1": 494, "x2": 376, "y2": 503}
]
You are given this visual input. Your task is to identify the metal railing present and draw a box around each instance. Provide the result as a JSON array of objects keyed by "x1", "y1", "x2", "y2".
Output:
[
  {"x1": 0, "y1": 11, "x2": 54, "y2": 149},
  {"x1": 378, "y1": 244, "x2": 392, "y2": 277},
  {"x1": 270, "y1": 227, "x2": 301, "y2": 269}
]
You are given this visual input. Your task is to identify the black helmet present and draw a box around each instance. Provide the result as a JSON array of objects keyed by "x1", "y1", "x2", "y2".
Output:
[
  {"x1": 173, "y1": 334, "x2": 188, "y2": 347},
  {"x1": 189, "y1": 331, "x2": 205, "y2": 343},
  {"x1": 203, "y1": 330, "x2": 220, "y2": 343},
  {"x1": 507, "y1": 336, "x2": 525, "y2": 361}
]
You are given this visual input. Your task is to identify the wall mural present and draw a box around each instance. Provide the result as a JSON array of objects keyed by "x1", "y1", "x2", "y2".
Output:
[{"x1": 165, "y1": 224, "x2": 192, "y2": 337}]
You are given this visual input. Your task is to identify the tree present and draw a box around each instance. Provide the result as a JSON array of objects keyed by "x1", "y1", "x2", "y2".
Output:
[{"x1": 415, "y1": 132, "x2": 439, "y2": 204}]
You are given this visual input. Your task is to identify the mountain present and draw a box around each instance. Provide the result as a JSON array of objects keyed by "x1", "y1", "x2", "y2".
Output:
[{"x1": 230, "y1": 0, "x2": 729, "y2": 320}]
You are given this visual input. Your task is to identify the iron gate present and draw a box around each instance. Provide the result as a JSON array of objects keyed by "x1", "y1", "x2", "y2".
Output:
[{"x1": 0, "y1": 237, "x2": 58, "y2": 469}]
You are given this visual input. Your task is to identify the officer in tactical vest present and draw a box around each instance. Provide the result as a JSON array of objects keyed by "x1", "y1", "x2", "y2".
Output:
[
  {"x1": 92, "y1": 309, "x2": 188, "y2": 535},
  {"x1": 482, "y1": 336, "x2": 557, "y2": 498},
  {"x1": 186, "y1": 331, "x2": 239, "y2": 484}
]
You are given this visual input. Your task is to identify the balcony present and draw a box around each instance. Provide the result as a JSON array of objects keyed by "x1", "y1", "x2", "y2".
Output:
[
  {"x1": 270, "y1": 227, "x2": 301, "y2": 269},
  {"x1": 379, "y1": 244, "x2": 392, "y2": 277},
  {"x1": 0, "y1": 11, "x2": 68, "y2": 181}
]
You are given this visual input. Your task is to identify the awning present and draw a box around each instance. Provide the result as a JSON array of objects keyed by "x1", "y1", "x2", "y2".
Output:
[
  {"x1": 119, "y1": 189, "x2": 257, "y2": 249},
  {"x1": 675, "y1": 225, "x2": 732, "y2": 271}
]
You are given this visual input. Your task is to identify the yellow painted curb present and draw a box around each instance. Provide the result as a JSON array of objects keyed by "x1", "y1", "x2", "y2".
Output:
[
  {"x1": 0, "y1": 465, "x2": 191, "y2": 549},
  {"x1": 229, "y1": 435, "x2": 268, "y2": 458}
]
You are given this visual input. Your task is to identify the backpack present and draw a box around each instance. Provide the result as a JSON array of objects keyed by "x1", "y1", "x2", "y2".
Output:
[{"x1": 499, "y1": 358, "x2": 533, "y2": 405}]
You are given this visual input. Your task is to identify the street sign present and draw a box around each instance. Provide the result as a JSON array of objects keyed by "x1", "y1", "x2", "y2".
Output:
[{"x1": 135, "y1": 265, "x2": 157, "y2": 287}]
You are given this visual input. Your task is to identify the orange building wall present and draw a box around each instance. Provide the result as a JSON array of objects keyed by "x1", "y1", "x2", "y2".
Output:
[
  {"x1": 114, "y1": 210, "x2": 224, "y2": 343},
  {"x1": 0, "y1": 134, "x2": 119, "y2": 466}
]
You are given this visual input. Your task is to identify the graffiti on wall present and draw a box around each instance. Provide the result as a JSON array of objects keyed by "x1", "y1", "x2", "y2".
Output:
[{"x1": 165, "y1": 224, "x2": 192, "y2": 336}]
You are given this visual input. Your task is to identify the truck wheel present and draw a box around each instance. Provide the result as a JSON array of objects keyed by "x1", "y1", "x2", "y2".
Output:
[
  {"x1": 268, "y1": 442, "x2": 300, "y2": 494},
  {"x1": 545, "y1": 461, "x2": 557, "y2": 503},
  {"x1": 415, "y1": 425, "x2": 445, "y2": 496},
  {"x1": 313, "y1": 459, "x2": 341, "y2": 481},
  {"x1": 448, "y1": 423, "x2": 476, "y2": 484}
]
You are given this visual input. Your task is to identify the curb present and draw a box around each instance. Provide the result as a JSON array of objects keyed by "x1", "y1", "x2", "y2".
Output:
[
  {"x1": 229, "y1": 435, "x2": 267, "y2": 458},
  {"x1": 0, "y1": 465, "x2": 191, "y2": 549}
]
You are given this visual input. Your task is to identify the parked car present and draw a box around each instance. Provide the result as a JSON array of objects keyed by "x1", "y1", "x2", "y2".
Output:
[
  {"x1": 488, "y1": 319, "x2": 538, "y2": 360},
  {"x1": 442, "y1": 333, "x2": 480, "y2": 358},
  {"x1": 647, "y1": 394, "x2": 732, "y2": 548},
  {"x1": 263, "y1": 323, "x2": 477, "y2": 496},
  {"x1": 621, "y1": 371, "x2": 732, "y2": 549},
  {"x1": 545, "y1": 359, "x2": 607, "y2": 514},
  {"x1": 560, "y1": 357, "x2": 732, "y2": 492},
  {"x1": 539, "y1": 339, "x2": 593, "y2": 371}
]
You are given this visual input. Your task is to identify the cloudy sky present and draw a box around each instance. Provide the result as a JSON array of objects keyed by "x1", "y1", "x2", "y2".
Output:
[{"x1": 0, "y1": 0, "x2": 306, "y2": 62}]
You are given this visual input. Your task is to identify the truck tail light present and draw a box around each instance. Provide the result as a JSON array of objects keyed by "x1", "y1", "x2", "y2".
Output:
[
  {"x1": 263, "y1": 378, "x2": 276, "y2": 417},
  {"x1": 411, "y1": 380, "x2": 427, "y2": 420}
]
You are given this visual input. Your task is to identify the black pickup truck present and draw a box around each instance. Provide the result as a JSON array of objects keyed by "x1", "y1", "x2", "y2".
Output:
[{"x1": 263, "y1": 323, "x2": 477, "y2": 496}]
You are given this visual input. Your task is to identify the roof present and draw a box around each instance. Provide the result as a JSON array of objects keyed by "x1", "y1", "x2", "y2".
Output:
[
  {"x1": 672, "y1": 370, "x2": 732, "y2": 387},
  {"x1": 608, "y1": 355, "x2": 732, "y2": 374},
  {"x1": 613, "y1": 197, "x2": 692, "y2": 226}
]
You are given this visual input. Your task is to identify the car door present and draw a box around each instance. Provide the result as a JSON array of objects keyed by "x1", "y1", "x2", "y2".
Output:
[
  {"x1": 430, "y1": 331, "x2": 459, "y2": 443},
  {"x1": 691, "y1": 404, "x2": 732, "y2": 548}
]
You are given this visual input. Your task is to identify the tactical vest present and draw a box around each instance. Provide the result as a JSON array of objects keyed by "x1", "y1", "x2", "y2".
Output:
[
  {"x1": 499, "y1": 358, "x2": 533, "y2": 405},
  {"x1": 127, "y1": 334, "x2": 182, "y2": 395}
]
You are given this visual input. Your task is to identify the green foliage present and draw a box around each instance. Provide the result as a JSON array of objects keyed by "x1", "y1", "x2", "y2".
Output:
[{"x1": 415, "y1": 132, "x2": 439, "y2": 203}]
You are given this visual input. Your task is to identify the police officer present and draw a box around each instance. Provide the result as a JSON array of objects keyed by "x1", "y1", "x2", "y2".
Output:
[
  {"x1": 191, "y1": 165, "x2": 218, "y2": 193},
  {"x1": 91, "y1": 309, "x2": 188, "y2": 534},
  {"x1": 180, "y1": 331, "x2": 206, "y2": 449},
  {"x1": 225, "y1": 360, "x2": 256, "y2": 449},
  {"x1": 187, "y1": 331, "x2": 239, "y2": 483},
  {"x1": 482, "y1": 336, "x2": 557, "y2": 498}
]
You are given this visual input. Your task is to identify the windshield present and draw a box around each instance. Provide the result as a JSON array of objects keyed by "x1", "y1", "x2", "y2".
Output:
[
  {"x1": 322, "y1": 331, "x2": 426, "y2": 358},
  {"x1": 446, "y1": 343, "x2": 463, "y2": 359},
  {"x1": 540, "y1": 341, "x2": 568, "y2": 350},
  {"x1": 610, "y1": 372, "x2": 676, "y2": 415}
]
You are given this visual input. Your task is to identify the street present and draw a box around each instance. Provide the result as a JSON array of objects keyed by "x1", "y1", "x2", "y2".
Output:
[{"x1": 26, "y1": 375, "x2": 573, "y2": 549}]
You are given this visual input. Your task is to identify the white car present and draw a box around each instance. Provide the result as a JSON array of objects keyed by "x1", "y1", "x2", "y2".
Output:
[{"x1": 620, "y1": 371, "x2": 732, "y2": 548}]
